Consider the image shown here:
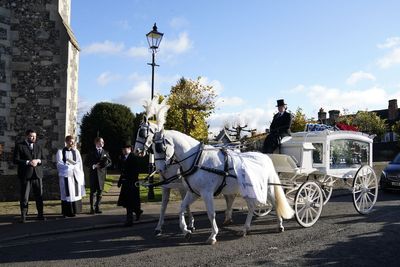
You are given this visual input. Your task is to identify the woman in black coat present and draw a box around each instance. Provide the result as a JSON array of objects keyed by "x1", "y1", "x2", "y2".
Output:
[{"x1": 117, "y1": 144, "x2": 143, "y2": 226}]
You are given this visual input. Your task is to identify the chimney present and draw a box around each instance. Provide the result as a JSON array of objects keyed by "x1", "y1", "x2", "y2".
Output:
[
  {"x1": 328, "y1": 110, "x2": 340, "y2": 125},
  {"x1": 318, "y1": 108, "x2": 327, "y2": 124},
  {"x1": 388, "y1": 99, "x2": 398, "y2": 121}
]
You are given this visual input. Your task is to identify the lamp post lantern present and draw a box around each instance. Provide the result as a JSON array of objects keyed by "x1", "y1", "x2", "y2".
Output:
[{"x1": 146, "y1": 23, "x2": 163, "y2": 200}]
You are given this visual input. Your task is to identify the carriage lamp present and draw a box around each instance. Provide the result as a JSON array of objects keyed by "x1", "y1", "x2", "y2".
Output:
[{"x1": 146, "y1": 23, "x2": 163, "y2": 199}]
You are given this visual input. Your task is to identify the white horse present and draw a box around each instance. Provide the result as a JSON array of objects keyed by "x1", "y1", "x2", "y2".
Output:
[
  {"x1": 133, "y1": 117, "x2": 195, "y2": 235},
  {"x1": 133, "y1": 116, "x2": 235, "y2": 236},
  {"x1": 152, "y1": 129, "x2": 295, "y2": 245}
]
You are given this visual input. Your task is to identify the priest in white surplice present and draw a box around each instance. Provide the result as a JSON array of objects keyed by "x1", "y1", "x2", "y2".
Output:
[{"x1": 56, "y1": 135, "x2": 86, "y2": 217}]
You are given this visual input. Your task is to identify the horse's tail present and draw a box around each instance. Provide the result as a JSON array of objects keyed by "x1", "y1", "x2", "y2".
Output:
[{"x1": 273, "y1": 173, "x2": 294, "y2": 220}]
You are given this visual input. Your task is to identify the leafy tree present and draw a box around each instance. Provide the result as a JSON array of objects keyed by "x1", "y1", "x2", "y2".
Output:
[
  {"x1": 352, "y1": 111, "x2": 387, "y2": 138},
  {"x1": 291, "y1": 107, "x2": 307, "y2": 132},
  {"x1": 80, "y1": 102, "x2": 136, "y2": 166},
  {"x1": 165, "y1": 77, "x2": 216, "y2": 142},
  {"x1": 393, "y1": 121, "x2": 400, "y2": 139}
]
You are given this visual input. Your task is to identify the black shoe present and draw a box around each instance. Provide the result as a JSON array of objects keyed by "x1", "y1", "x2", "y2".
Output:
[
  {"x1": 95, "y1": 209, "x2": 102, "y2": 214},
  {"x1": 135, "y1": 210, "x2": 143, "y2": 221},
  {"x1": 20, "y1": 217, "x2": 26, "y2": 223},
  {"x1": 90, "y1": 209, "x2": 95, "y2": 214},
  {"x1": 37, "y1": 215, "x2": 45, "y2": 221}
]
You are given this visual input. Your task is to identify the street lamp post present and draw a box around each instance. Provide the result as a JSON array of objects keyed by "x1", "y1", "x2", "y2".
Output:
[{"x1": 146, "y1": 23, "x2": 163, "y2": 200}]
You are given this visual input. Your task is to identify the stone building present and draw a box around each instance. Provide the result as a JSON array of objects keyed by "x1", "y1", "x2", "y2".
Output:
[{"x1": 0, "y1": 0, "x2": 79, "y2": 200}]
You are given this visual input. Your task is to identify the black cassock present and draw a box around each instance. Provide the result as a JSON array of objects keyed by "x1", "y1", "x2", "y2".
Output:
[{"x1": 117, "y1": 153, "x2": 141, "y2": 213}]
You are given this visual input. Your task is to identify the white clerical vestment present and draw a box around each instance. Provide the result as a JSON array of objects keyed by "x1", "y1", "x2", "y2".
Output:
[{"x1": 56, "y1": 148, "x2": 86, "y2": 202}]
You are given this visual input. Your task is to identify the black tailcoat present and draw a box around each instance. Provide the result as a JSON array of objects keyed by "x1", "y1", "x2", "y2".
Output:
[
  {"x1": 85, "y1": 148, "x2": 112, "y2": 191},
  {"x1": 263, "y1": 111, "x2": 293, "y2": 153}
]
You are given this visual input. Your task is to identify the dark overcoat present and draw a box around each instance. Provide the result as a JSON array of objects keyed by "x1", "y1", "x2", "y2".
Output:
[
  {"x1": 13, "y1": 141, "x2": 45, "y2": 180},
  {"x1": 117, "y1": 153, "x2": 141, "y2": 211},
  {"x1": 85, "y1": 148, "x2": 112, "y2": 191}
]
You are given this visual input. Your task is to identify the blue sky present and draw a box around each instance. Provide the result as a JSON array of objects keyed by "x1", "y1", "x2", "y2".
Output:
[{"x1": 71, "y1": 0, "x2": 400, "y2": 135}]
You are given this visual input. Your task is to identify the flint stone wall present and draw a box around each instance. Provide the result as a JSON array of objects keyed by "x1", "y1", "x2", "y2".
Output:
[{"x1": 0, "y1": 0, "x2": 79, "y2": 201}]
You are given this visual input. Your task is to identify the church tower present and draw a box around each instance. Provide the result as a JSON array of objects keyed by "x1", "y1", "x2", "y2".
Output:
[{"x1": 0, "y1": 0, "x2": 79, "y2": 191}]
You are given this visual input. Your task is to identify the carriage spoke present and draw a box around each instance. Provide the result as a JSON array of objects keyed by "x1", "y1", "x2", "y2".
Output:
[
  {"x1": 353, "y1": 188, "x2": 362, "y2": 194},
  {"x1": 355, "y1": 192, "x2": 362, "y2": 203}
]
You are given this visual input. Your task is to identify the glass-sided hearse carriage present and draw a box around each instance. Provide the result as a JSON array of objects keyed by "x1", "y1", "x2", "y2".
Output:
[{"x1": 257, "y1": 127, "x2": 378, "y2": 228}]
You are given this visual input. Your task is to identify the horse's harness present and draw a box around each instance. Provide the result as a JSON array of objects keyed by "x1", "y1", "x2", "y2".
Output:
[
  {"x1": 153, "y1": 135, "x2": 237, "y2": 196},
  {"x1": 134, "y1": 122, "x2": 155, "y2": 153}
]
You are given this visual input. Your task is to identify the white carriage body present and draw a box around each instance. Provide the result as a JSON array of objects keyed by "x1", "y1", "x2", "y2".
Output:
[{"x1": 271, "y1": 130, "x2": 373, "y2": 179}]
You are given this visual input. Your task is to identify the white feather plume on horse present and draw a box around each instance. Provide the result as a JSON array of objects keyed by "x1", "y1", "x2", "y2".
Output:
[
  {"x1": 143, "y1": 95, "x2": 161, "y2": 118},
  {"x1": 155, "y1": 97, "x2": 169, "y2": 130}
]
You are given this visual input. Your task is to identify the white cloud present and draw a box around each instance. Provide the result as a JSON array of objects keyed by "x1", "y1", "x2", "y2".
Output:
[
  {"x1": 170, "y1": 17, "x2": 189, "y2": 29},
  {"x1": 81, "y1": 32, "x2": 192, "y2": 61},
  {"x1": 126, "y1": 46, "x2": 148, "y2": 58},
  {"x1": 81, "y1": 40, "x2": 125, "y2": 55},
  {"x1": 377, "y1": 47, "x2": 400, "y2": 69},
  {"x1": 161, "y1": 32, "x2": 193, "y2": 54},
  {"x1": 77, "y1": 98, "x2": 92, "y2": 117},
  {"x1": 115, "y1": 20, "x2": 131, "y2": 30},
  {"x1": 377, "y1": 37, "x2": 400, "y2": 49},
  {"x1": 207, "y1": 107, "x2": 274, "y2": 137},
  {"x1": 346, "y1": 71, "x2": 376, "y2": 85},
  {"x1": 113, "y1": 81, "x2": 151, "y2": 112},
  {"x1": 288, "y1": 84, "x2": 305, "y2": 93},
  {"x1": 216, "y1": 96, "x2": 245, "y2": 107},
  {"x1": 96, "y1": 72, "x2": 122, "y2": 86},
  {"x1": 198, "y1": 76, "x2": 224, "y2": 95},
  {"x1": 306, "y1": 85, "x2": 387, "y2": 112}
]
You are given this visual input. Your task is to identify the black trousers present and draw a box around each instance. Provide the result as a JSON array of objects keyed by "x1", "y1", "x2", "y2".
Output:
[
  {"x1": 20, "y1": 178, "x2": 43, "y2": 216},
  {"x1": 262, "y1": 133, "x2": 281, "y2": 154}
]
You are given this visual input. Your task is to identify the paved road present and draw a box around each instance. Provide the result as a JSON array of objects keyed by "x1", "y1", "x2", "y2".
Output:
[{"x1": 0, "y1": 190, "x2": 399, "y2": 267}]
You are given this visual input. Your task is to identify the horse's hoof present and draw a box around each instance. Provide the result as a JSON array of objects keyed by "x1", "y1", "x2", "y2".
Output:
[
  {"x1": 184, "y1": 232, "x2": 192, "y2": 241},
  {"x1": 222, "y1": 219, "x2": 233, "y2": 226},
  {"x1": 206, "y1": 238, "x2": 217, "y2": 245},
  {"x1": 279, "y1": 227, "x2": 284, "y2": 233},
  {"x1": 154, "y1": 230, "x2": 162, "y2": 237},
  {"x1": 187, "y1": 226, "x2": 195, "y2": 233}
]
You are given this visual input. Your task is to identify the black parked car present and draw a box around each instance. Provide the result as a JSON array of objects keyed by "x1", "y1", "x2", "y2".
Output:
[{"x1": 380, "y1": 153, "x2": 400, "y2": 190}]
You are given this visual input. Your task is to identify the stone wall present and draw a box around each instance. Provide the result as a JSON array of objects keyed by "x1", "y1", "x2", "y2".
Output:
[{"x1": 0, "y1": 0, "x2": 79, "y2": 200}]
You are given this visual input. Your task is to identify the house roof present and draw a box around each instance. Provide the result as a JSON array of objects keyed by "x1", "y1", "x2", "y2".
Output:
[{"x1": 214, "y1": 128, "x2": 235, "y2": 143}]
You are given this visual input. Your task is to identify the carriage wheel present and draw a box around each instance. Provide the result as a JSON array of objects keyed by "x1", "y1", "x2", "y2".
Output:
[
  {"x1": 318, "y1": 175, "x2": 334, "y2": 205},
  {"x1": 253, "y1": 202, "x2": 272, "y2": 217},
  {"x1": 294, "y1": 181, "x2": 323, "y2": 228},
  {"x1": 352, "y1": 165, "x2": 378, "y2": 215}
]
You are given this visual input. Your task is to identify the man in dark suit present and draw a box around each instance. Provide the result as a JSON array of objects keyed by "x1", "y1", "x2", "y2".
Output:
[
  {"x1": 85, "y1": 137, "x2": 112, "y2": 214},
  {"x1": 117, "y1": 143, "x2": 143, "y2": 226},
  {"x1": 13, "y1": 129, "x2": 45, "y2": 223},
  {"x1": 263, "y1": 99, "x2": 293, "y2": 153}
]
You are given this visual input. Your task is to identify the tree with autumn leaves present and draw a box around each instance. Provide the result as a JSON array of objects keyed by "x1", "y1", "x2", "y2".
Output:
[{"x1": 164, "y1": 77, "x2": 216, "y2": 142}]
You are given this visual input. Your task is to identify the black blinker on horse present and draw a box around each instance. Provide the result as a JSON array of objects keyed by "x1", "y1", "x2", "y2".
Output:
[{"x1": 139, "y1": 127, "x2": 148, "y2": 138}]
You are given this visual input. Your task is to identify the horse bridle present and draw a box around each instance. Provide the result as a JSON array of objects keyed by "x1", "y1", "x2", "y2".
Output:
[
  {"x1": 153, "y1": 132, "x2": 202, "y2": 176},
  {"x1": 135, "y1": 121, "x2": 156, "y2": 153}
]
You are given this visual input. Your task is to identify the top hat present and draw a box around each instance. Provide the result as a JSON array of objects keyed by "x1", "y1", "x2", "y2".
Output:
[{"x1": 276, "y1": 99, "x2": 287, "y2": 107}]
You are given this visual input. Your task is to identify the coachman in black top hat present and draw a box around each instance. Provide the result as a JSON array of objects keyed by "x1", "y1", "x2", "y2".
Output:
[{"x1": 262, "y1": 99, "x2": 293, "y2": 153}]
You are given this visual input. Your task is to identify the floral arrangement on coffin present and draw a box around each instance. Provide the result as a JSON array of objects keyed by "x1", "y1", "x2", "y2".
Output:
[{"x1": 336, "y1": 123, "x2": 358, "y2": 131}]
